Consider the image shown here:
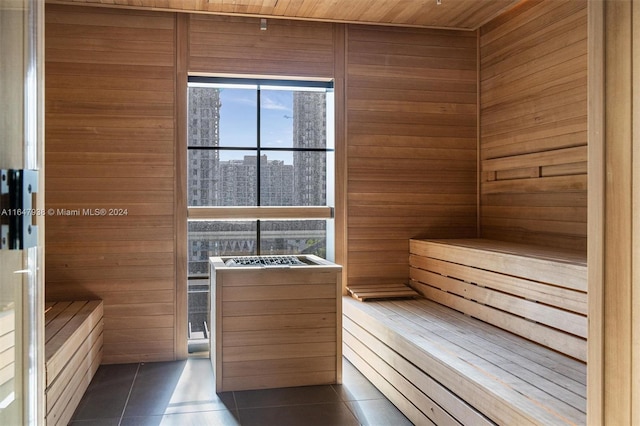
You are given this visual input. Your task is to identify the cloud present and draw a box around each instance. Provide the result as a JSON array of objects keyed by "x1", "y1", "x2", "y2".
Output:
[
  {"x1": 227, "y1": 95, "x2": 256, "y2": 107},
  {"x1": 261, "y1": 94, "x2": 291, "y2": 111}
]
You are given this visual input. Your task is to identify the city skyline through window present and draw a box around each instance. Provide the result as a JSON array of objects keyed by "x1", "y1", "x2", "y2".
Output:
[{"x1": 187, "y1": 77, "x2": 335, "y2": 277}]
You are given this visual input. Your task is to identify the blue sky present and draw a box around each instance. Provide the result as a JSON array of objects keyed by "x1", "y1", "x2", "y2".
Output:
[{"x1": 218, "y1": 87, "x2": 294, "y2": 163}]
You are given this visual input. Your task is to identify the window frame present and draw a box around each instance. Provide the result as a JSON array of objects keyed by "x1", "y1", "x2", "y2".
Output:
[{"x1": 186, "y1": 76, "x2": 336, "y2": 268}]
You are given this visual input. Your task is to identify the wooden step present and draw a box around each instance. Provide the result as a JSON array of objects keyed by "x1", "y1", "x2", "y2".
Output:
[{"x1": 346, "y1": 283, "x2": 420, "y2": 301}]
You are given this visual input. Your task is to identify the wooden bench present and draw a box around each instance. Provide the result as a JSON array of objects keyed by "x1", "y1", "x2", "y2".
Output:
[
  {"x1": 0, "y1": 309, "x2": 16, "y2": 404},
  {"x1": 343, "y1": 238, "x2": 587, "y2": 425},
  {"x1": 45, "y1": 300, "x2": 103, "y2": 426}
]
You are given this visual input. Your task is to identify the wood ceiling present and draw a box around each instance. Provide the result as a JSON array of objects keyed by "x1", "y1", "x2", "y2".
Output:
[{"x1": 46, "y1": 0, "x2": 525, "y2": 30}]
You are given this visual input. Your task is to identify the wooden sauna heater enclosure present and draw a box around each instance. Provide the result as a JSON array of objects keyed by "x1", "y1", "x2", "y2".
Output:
[{"x1": 209, "y1": 255, "x2": 342, "y2": 392}]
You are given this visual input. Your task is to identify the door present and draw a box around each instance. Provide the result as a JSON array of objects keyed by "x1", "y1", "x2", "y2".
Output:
[{"x1": 0, "y1": 1, "x2": 44, "y2": 425}]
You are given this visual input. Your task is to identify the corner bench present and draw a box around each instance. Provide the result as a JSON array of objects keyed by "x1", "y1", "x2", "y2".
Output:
[
  {"x1": 343, "y1": 238, "x2": 587, "y2": 425},
  {"x1": 45, "y1": 300, "x2": 103, "y2": 426}
]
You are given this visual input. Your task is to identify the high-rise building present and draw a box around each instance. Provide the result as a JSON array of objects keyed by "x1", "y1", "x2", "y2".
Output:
[
  {"x1": 186, "y1": 87, "x2": 329, "y2": 339},
  {"x1": 218, "y1": 155, "x2": 294, "y2": 206},
  {"x1": 293, "y1": 91, "x2": 327, "y2": 206},
  {"x1": 187, "y1": 87, "x2": 328, "y2": 277},
  {"x1": 188, "y1": 87, "x2": 221, "y2": 206}
]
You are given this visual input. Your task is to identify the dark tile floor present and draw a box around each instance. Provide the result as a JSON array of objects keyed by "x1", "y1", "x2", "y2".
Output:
[{"x1": 69, "y1": 357, "x2": 413, "y2": 426}]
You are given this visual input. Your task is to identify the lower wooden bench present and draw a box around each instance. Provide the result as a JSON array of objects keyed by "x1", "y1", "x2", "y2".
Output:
[
  {"x1": 45, "y1": 300, "x2": 103, "y2": 426},
  {"x1": 344, "y1": 297, "x2": 586, "y2": 425},
  {"x1": 344, "y1": 238, "x2": 588, "y2": 425}
]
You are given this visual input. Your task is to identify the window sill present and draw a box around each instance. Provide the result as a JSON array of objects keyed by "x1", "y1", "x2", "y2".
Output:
[{"x1": 187, "y1": 206, "x2": 334, "y2": 220}]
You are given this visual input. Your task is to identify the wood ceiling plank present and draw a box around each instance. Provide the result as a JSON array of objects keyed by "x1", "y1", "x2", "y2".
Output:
[{"x1": 47, "y1": 0, "x2": 525, "y2": 30}]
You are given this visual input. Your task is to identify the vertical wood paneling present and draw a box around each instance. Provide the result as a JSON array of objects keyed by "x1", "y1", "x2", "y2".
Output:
[
  {"x1": 633, "y1": 4, "x2": 640, "y2": 423},
  {"x1": 174, "y1": 13, "x2": 189, "y2": 361},
  {"x1": 346, "y1": 25, "x2": 478, "y2": 287},
  {"x1": 601, "y1": 1, "x2": 635, "y2": 424},
  {"x1": 45, "y1": 4, "x2": 177, "y2": 364},
  {"x1": 333, "y1": 24, "x2": 348, "y2": 294},
  {"x1": 587, "y1": 1, "x2": 604, "y2": 423},
  {"x1": 479, "y1": 0, "x2": 588, "y2": 252}
]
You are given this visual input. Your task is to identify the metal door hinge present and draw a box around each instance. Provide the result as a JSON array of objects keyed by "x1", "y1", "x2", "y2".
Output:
[{"x1": 0, "y1": 169, "x2": 39, "y2": 250}]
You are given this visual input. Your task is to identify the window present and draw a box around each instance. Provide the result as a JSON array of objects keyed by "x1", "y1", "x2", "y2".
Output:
[{"x1": 186, "y1": 77, "x2": 335, "y2": 276}]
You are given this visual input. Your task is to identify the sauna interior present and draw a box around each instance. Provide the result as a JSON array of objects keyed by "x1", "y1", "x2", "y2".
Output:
[{"x1": 2, "y1": 0, "x2": 638, "y2": 424}]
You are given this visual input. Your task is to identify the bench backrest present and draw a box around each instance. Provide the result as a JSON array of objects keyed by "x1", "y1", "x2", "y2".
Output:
[{"x1": 409, "y1": 239, "x2": 587, "y2": 362}]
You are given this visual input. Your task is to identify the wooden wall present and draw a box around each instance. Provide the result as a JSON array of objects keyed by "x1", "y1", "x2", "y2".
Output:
[
  {"x1": 590, "y1": 0, "x2": 640, "y2": 423},
  {"x1": 346, "y1": 25, "x2": 478, "y2": 287},
  {"x1": 44, "y1": 5, "x2": 480, "y2": 362},
  {"x1": 479, "y1": 0, "x2": 588, "y2": 252},
  {"x1": 44, "y1": 7, "x2": 344, "y2": 364},
  {"x1": 189, "y1": 15, "x2": 335, "y2": 78},
  {"x1": 45, "y1": 5, "x2": 177, "y2": 364},
  {"x1": 187, "y1": 16, "x2": 480, "y2": 292}
]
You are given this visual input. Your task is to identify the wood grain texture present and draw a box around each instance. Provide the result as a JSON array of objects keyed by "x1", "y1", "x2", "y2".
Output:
[
  {"x1": 600, "y1": 1, "x2": 637, "y2": 424},
  {"x1": 210, "y1": 257, "x2": 342, "y2": 391},
  {"x1": 410, "y1": 238, "x2": 588, "y2": 361},
  {"x1": 46, "y1": 0, "x2": 523, "y2": 30},
  {"x1": 174, "y1": 12, "x2": 189, "y2": 361},
  {"x1": 479, "y1": 0, "x2": 588, "y2": 252},
  {"x1": 0, "y1": 312, "x2": 15, "y2": 392},
  {"x1": 45, "y1": 4, "x2": 177, "y2": 364},
  {"x1": 633, "y1": 4, "x2": 640, "y2": 424},
  {"x1": 586, "y1": 1, "x2": 604, "y2": 424},
  {"x1": 44, "y1": 301, "x2": 103, "y2": 426},
  {"x1": 188, "y1": 14, "x2": 335, "y2": 78},
  {"x1": 334, "y1": 24, "x2": 348, "y2": 296},
  {"x1": 344, "y1": 297, "x2": 586, "y2": 425},
  {"x1": 346, "y1": 25, "x2": 478, "y2": 288}
]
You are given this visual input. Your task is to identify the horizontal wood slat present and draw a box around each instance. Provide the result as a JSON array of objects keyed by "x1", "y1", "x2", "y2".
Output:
[
  {"x1": 189, "y1": 14, "x2": 334, "y2": 78},
  {"x1": 409, "y1": 238, "x2": 587, "y2": 361},
  {"x1": 346, "y1": 283, "x2": 420, "y2": 301},
  {"x1": 409, "y1": 254, "x2": 587, "y2": 314},
  {"x1": 479, "y1": 0, "x2": 588, "y2": 251},
  {"x1": 410, "y1": 239, "x2": 587, "y2": 289},
  {"x1": 0, "y1": 311, "x2": 15, "y2": 395},
  {"x1": 48, "y1": 0, "x2": 523, "y2": 30},
  {"x1": 347, "y1": 24, "x2": 478, "y2": 288},
  {"x1": 211, "y1": 256, "x2": 342, "y2": 391},
  {"x1": 343, "y1": 330, "x2": 483, "y2": 426},
  {"x1": 482, "y1": 146, "x2": 587, "y2": 171},
  {"x1": 344, "y1": 297, "x2": 586, "y2": 425},
  {"x1": 45, "y1": 4, "x2": 177, "y2": 364},
  {"x1": 44, "y1": 300, "x2": 103, "y2": 426}
]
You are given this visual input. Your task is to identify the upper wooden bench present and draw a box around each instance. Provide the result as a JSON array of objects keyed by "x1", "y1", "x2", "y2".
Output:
[
  {"x1": 410, "y1": 238, "x2": 587, "y2": 361},
  {"x1": 343, "y1": 238, "x2": 587, "y2": 425},
  {"x1": 45, "y1": 300, "x2": 103, "y2": 426}
]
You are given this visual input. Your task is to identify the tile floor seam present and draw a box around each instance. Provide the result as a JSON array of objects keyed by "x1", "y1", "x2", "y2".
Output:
[
  {"x1": 117, "y1": 362, "x2": 141, "y2": 426},
  {"x1": 232, "y1": 391, "x2": 241, "y2": 424},
  {"x1": 236, "y1": 400, "x2": 355, "y2": 410},
  {"x1": 340, "y1": 399, "x2": 361, "y2": 424},
  {"x1": 344, "y1": 400, "x2": 364, "y2": 425},
  {"x1": 72, "y1": 358, "x2": 411, "y2": 426}
]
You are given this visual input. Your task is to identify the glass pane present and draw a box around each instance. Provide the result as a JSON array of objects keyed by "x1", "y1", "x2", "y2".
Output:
[
  {"x1": 187, "y1": 221, "x2": 257, "y2": 276},
  {"x1": 188, "y1": 85, "x2": 257, "y2": 148},
  {"x1": 261, "y1": 88, "x2": 328, "y2": 149},
  {"x1": 260, "y1": 220, "x2": 327, "y2": 258},
  {"x1": 259, "y1": 152, "x2": 293, "y2": 206},
  {"x1": 260, "y1": 151, "x2": 331, "y2": 206},
  {"x1": 188, "y1": 150, "x2": 257, "y2": 206},
  {"x1": 188, "y1": 86, "x2": 221, "y2": 148},
  {"x1": 187, "y1": 276, "x2": 209, "y2": 353},
  {"x1": 0, "y1": 1, "x2": 43, "y2": 424}
]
